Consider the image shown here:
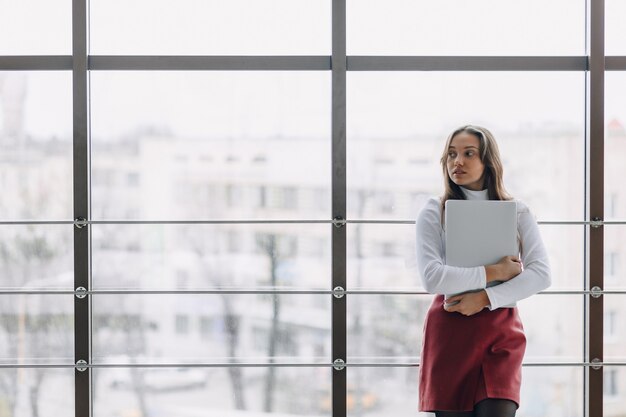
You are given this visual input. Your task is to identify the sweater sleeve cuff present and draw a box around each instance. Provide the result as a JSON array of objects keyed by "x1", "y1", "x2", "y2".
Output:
[
  {"x1": 480, "y1": 265, "x2": 488, "y2": 288},
  {"x1": 484, "y1": 286, "x2": 497, "y2": 311}
]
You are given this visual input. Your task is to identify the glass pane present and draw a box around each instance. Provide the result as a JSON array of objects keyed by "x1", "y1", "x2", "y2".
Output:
[
  {"x1": 347, "y1": 295, "x2": 427, "y2": 363},
  {"x1": 0, "y1": 72, "x2": 73, "y2": 220},
  {"x1": 92, "y1": 294, "x2": 330, "y2": 364},
  {"x1": 347, "y1": 72, "x2": 585, "y2": 221},
  {"x1": 538, "y1": 225, "x2": 584, "y2": 290},
  {"x1": 519, "y1": 367, "x2": 583, "y2": 417},
  {"x1": 348, "y1": 0, "x2": 584, "y2": 55},
  {"x1": 605, "y1": 226, "x2": 626, "y2": 290},
  {"x1": 347, "y1": 295, "x2": 582, "y2": 363},
  {"x1": 91, "y1": 72, "x2": 330, "y2": 220},
  {"x1": 604, "y1": 296, "x2": 626, "y2": 362},
  {"x1": 518, "y1": 295, "x2": 583, "y2": 363},
  {"x1": 349, "y1": 224, "x2": 583, "y2": 291},
  {"x1": 346, "y1": 366, "x2": 583, "y2": 417},
  {"x1": 604, "y1": 367, "x2": 626, "y2": 414},
  {"x1": 348, "y1": 224, "x2": 421, "y2": 290},
  {"x1": 0, "y1": 225, "x2": 73, "y2": 289},
  {"x1": 605, "y1": 72, "x2": 626, "y2": 221},
  {"x1": 0, "y1": 295, "x2": 74, "y2": 364},
  {"x1": 92, "y1": 224, "x2": 330, "y2": 290},
  {"x1": 0, "y1": 369, "x2": 74, "y2": 417},
  {"x1": 0, "y1": 1, "x2": 71, "y2": 54},
  {"x1": 606, "y1": 0, "x2": 626, "y2": 55},
  {"x1": 90, "y1": 0, "x2": 331, "y2": 55},
  {"x1": 94, "y1": 367, "x2": 330, "y2": 417}
]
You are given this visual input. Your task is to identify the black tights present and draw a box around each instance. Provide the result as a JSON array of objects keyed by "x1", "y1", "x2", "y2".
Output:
[{"x1": 434, "y1": 398, "x2": 517, "y2": 417}]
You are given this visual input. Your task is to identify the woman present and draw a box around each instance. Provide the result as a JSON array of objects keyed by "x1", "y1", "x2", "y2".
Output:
[{"x1": 416, "y1": 125, "x2": 551, "y2": 417}]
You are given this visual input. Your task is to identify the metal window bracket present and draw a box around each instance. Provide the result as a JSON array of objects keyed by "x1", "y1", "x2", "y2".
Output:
[
  {"x1": 590, "y1": 217, "x2": 603, "y2": 228},
  {"x1": 75, "y1": 360, "x2": 88, "y2": 372},
  {"x1": 75, "y1": 287, "x2": 87, "y2": 299},
  {"x1": 590, "y1": 286, "x2": 603, "y2": 298},
  {"x1": 591, "y1": 358, "x2": 602, "y2": 370},
  {"x1": 333, "y1": 358, "x2": 346, "y2": 371},
  {"x1": 332, "y1": 216, "x2": 346, "y2": 228},
  {"x1": 74, "y1": 217, "x2": 88, "y2": 229},
  {"x1": 332, "y1": 286, "x2": 346, "y2": 298}
]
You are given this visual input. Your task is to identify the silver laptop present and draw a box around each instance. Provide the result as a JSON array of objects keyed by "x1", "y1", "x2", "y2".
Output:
[{"x1": 444, "y1": 200, "x2": 518, "y2": 303}]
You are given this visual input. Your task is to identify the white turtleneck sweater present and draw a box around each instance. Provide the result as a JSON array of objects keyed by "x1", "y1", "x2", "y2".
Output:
[{"x1": 415, "y1": 186, "x2": 551, "y2": 310}]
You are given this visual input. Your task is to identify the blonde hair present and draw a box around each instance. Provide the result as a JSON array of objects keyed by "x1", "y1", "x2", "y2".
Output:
[{"x1": 439, "y1": 125, "x2": 512, "y2": 216}]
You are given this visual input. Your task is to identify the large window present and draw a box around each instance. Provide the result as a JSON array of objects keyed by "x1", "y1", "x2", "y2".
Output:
[{"x1": 0, "y1": 1, "x2": 624, "y2": 417}]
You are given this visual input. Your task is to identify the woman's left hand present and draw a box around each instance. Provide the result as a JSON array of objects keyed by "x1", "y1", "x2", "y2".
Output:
[{"x1": 444, "y1": 291, "x2": 490, "y2": 316}]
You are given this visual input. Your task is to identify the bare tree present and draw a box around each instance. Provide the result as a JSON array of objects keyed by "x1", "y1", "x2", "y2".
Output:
[
  {"x1": 256, "y1": 234, "x2": 282, "y2": 413},
  {"x1": 0, "y1": 225, "x2": 66, "y2": 417},
  {"x1": 184, "y1": 224, "x2": 248, "y2": 410}
]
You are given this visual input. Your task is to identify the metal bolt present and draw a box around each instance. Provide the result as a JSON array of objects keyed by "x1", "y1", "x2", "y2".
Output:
[
  {"x1": 332, "y1": 216, "x2": 346, "y2": 228},
  {"x1": 74, "y1": 217, "x2": 88, "y2": 229},
  {"x1": 76, "y1": 360, "x2": 88, "y2": 372},
  {"x1": 591, "y1": 358, "x2": 602, "y2": 370},
  {"x1": 332, "y1": 286, "x2": 345, "y2": 299},
  {"x1": 75, "y1": 287, "x2": 87, "y2": 299},
  {"x1": 333, "y1": 358, "x2": 346, "y2": 371},
  {"x1": 590, "y1": 217, "x2": 603, "y2": 228},
  {"x1": 590, "y1": 286, "x2": 602, "y2": 298}
]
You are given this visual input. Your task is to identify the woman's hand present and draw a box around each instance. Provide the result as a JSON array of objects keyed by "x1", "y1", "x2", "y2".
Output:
[
  {"x1": 485, "y1": 255, "x2": 523, "y2": 283},
  {"x1": 444, "y1": 290, "x2": 490, "y2": 316}
]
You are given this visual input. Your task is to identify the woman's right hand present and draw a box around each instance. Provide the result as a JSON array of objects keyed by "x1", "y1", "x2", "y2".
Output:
[{"x1": 485, "y1": 255, "x2": 523, "y2": 283}]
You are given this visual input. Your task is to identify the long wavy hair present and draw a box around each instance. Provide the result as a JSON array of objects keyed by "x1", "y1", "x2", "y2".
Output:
[{"x1": 439, "y1": 125, "x2": 512, "y2": 218}]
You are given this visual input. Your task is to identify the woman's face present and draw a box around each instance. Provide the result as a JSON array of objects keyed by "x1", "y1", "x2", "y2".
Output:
[{"x1": 446, "y1": 131, "x2": 486, "y2": 191}]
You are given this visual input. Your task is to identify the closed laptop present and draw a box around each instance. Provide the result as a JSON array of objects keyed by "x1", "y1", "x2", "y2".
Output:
[{"x1": 444, "y1": 200, "x2": 518, "y2": 301}]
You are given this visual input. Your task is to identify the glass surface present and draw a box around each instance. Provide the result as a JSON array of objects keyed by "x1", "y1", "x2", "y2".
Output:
[
  {"x1": 0, "y1": 225, "x2": 73, "y2": 289},
  {"x1": 347, "y1": 295, "x2": 427, "y2": 363},
  {"x1": 518, "y1": 295, "x2": 583, "y2": 363},
  {"x1": 0, "y1": 295, "x2": 74, "y2": 364},
  {"x1": 347, "y1": 72, "x2": 585, "y2": 221},
  {"x1": 0, "y1": 369, "x2": 74, "y2": 417},
  {"x1": 346, "y1": 366, "x2": 583, "y2": 417},
  {"x1": 605, "y1": 73, "x2": 626, "y2": 221},
  {"x1": 94, "y1": 367, "x2": 330, "y2": 417},
  {"x1": 90, "y1": 0, "x2": 331, "y2": 55},
  {"x1": 0, "y1": 72, "x2": 73, "y2": 220},
  {"x1": 518, "y1": 367, "x2": 583, "y2": 417},
  {"x1": 535, "y1": 225, "x2": 584, "y2": 290},
  {"x1": 605, "y1": 226, "x2": 626, "y2": 290},
  {"x1": 0, "y1": 1, "x2": 71, "y2": 54},
  {"x1": 604, "y1": 296, "x2": 626, "y2": 362},
  {"x1": 92, "y1": 224, "x2": 330, "y2": 290},
  {"x1": 349, "y1": 224, "x2": 583, "y2": 290},
  {"x1": 604, "y1": 367, "x2": 626, "y2": 415},
  {"x1": 348, "y1": 224, "x2": 422, "y2": 290},
  {"x1": 92, "y1": 294, "x2": 330, "y2": 364},
  {"x1": 606, "y1": 0, "x2": 626, "y2": 55},
  {"x1": 347, "y1": 295, "x2": 582, "y2": 363},
  {"x1": 347, "y1": 0, "x2": 584, "y2": 55},
  {"x1": 90, "y1": 71, "x2": 330, "y2": 220}
]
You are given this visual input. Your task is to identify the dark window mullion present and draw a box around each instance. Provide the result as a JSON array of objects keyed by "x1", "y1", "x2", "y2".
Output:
[
  {"x1": 332, "y1": 1, "x2": 347, "y2": 417},
  {"x1": 587, "y1": 0, "x2": 605, "y2": 416},
  {"x1": 72, "y1": 0, "x2": 91, "y2": 416}
]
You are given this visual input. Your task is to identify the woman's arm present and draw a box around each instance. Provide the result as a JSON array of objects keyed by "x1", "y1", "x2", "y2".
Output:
[
  {"x1": 416, "y1": 198, "x2": 489, "y2": 295},
  {"x1": 483, "y1": 203, "x2": 552, "y2": 310}
]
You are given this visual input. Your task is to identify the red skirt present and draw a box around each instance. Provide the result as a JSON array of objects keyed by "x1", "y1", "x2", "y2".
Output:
[{"x1": 419, "y1": 294, "x2": 526, "y2": 412}]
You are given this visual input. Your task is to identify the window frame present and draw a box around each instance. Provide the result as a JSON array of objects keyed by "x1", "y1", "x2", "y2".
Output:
[{"x1": 0, "y1": 0, "x2": 623, "y2": 416}]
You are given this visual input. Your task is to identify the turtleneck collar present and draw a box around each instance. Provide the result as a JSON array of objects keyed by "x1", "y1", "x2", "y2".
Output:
[{"x1": 460, "y1": 186, "x2": 488, "y2": 200}]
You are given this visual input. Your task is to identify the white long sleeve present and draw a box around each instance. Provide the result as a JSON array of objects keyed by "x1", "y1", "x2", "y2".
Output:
[
  {"x1": 415, "y1": 197, "x2": 488, "y2": 295},
  {"x1": 415, "y1": 193, "x2": 551, "y2": 309},
  {"x1": 483, "y1": 201, "x2": 551, "y2": 309}
]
